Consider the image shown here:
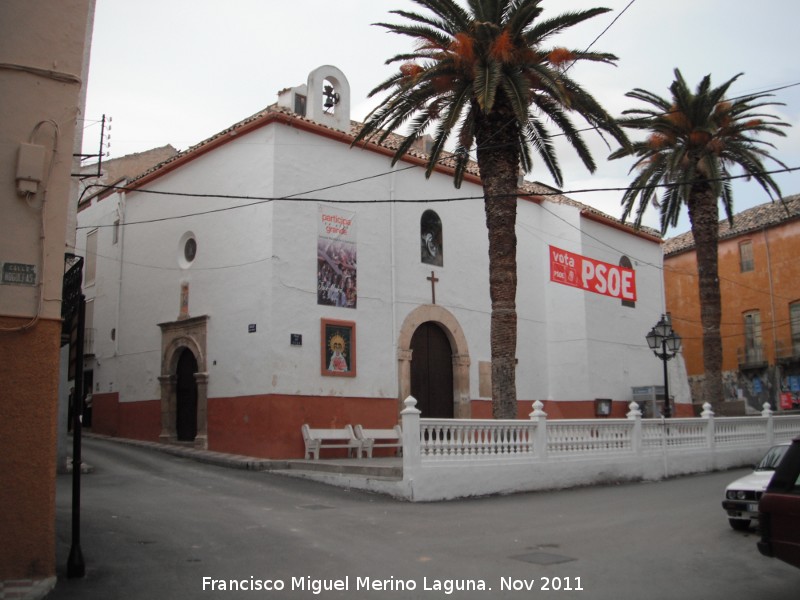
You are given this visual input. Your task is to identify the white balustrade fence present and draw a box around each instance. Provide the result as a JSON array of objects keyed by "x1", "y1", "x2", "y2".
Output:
[
  {"x1": 396, "y1": 396, "x2": 800, "y2": 502},
  {"x1": 420, "y1": 420, "x2": 537, "y2": 458}
]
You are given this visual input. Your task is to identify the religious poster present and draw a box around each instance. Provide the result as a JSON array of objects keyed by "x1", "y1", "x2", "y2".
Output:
[
  {"x1": 317, "y1": 205, "x2": 357, "y2": 308},
  {"x1": 321, "y1": 318, "x2": 356, "y2": 377},
  {"x1": 549, "y1": 245, "x2": 637, "y2": 302}
]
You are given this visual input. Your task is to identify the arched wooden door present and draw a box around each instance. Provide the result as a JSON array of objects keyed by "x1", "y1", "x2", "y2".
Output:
[
  {"x1": 175, "y1": 348, "x2": 198, "y2": 441},
  {"x1": 410, "y1": 322, "x2": 454, "y2": 418}
]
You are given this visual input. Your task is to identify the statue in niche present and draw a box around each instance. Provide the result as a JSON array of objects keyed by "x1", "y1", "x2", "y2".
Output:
[{"x1": 421, "y1": 210, "x2": 443, "y2": 266}]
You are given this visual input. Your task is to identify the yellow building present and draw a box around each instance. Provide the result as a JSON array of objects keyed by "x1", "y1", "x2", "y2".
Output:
[{"x1": 664, "y1": 195, "x2": 800, "y2": 413}]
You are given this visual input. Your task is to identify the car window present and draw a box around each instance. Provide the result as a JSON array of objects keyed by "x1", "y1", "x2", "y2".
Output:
[
  {"x1": 756, "y1": 445, "x2": 789, "y2": 471},
  {"x1": 768, "y1": 442, "x2": 800, "y2": 492}
]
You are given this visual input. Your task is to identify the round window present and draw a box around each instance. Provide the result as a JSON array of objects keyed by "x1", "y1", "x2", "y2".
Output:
[
  {"x1": 184, "y1": 237, "x2": 197, "y2": 263},
  {"x1": 178, "y1": 232, "x2": 197, "y2": 268}
]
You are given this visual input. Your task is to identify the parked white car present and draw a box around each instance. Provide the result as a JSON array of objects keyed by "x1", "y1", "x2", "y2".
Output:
[{"x1": 722, "y1": 443, "x2": 790, "y2": 530}]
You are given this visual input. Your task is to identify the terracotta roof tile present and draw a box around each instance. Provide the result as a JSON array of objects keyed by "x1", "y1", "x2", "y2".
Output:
[
  {"x1": 663, "y1": 194, "x2": 800, "y2": 256},
  {"x1": 121, "y1": 104, "x2": 658, "y2": 239}
]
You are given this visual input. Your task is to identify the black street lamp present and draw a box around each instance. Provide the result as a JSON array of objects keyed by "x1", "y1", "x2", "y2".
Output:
[{"x1": 646, "y1": 313, "x2": 682, "y2": 418}]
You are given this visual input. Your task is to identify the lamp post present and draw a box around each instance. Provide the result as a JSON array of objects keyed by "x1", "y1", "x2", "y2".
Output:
[{"x1": 646, "y1": 314, "x2": 682, "y2": 418}]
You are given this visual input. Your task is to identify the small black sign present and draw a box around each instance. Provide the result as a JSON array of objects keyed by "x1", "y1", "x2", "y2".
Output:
[
  {"x1": 2, "y1": 262, "x2": 36, "y2": 286},
  {"x1": 291, "y1": 334, "x2": 302, "y2": 346},
  {"x1": 248, "y1": 324, "x2": 257, "y2": 333}
]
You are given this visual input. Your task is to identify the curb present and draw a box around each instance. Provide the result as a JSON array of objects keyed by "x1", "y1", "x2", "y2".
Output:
[{"x1": 80, "y1": 433, "x2": 289, "y2": 471}]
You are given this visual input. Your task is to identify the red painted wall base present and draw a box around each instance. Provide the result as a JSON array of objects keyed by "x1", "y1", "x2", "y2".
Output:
[
  {"x1": 90, "y1": 393, "x2": 696, "y2": 459},
  {"x1": 91, "y1": 392, "x2": 160, "y2": 441},
  {"x1": 208, "y1": 394, "x2": 398, "y2": 458}
]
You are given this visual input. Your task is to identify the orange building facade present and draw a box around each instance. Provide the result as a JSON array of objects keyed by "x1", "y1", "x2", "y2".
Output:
[{"x1": 664, "y1": 195, "x2": 800, "y2": 414}]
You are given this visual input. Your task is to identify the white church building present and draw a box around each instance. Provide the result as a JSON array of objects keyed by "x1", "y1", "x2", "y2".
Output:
[{"x1": 76, "y1": 66, "x2": 688, "y2": 459}]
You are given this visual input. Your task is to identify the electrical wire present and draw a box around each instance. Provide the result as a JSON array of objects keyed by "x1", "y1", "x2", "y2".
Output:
[
  {"x1": 77, "y1": 48, "x2": 800, "y2": 225},
  {"x1": 0, "y1": 62, "x2": 81, "y2": 84},
  {"x1": 71, "y1": 245, "x2": 273, "y2": 273},
  {"x1": 74, "y1": 173, "x2": 800, "y2": 311},
  {"x1": 72, "y1": 0, "x2": 800, "y2": 305},
  {"x1": 671, "y1": 312, "x2": 798, "y2": 334},
  {"x1": 578, "y1": 0, "x2": 638, "y2": 56},
  {"x1": 76, "y1": 164, "x2": 800, "y2": 231},
  {"x1": 537, "y1": 194, "x2": 800, "y2": 311},
  {"x1": 1, "y1": 120, "x2": 60, "y2": 333},
  {"x1": 460, "y1": 0, "x2": 638, "y2": 158},
  {"x1": 547, "y1": 80, "x2": 800, "y2": 141}
]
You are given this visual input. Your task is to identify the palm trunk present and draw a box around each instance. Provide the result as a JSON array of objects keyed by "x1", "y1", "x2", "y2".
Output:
[
  {"x1": 475, "y1": 98, "x2": 519, "y2": 419},
  {"x1": 687, "y1": 186, "x2": 724, "y2": 404}
]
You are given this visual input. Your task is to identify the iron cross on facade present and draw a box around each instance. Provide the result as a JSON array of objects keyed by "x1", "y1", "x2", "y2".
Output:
[{"x1": 427, "y1": 270, "x2": 439, "y2": 304}]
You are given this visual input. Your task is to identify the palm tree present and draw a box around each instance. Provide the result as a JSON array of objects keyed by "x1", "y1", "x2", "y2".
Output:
[
  {"x1": 609, "y1": 69, "x2": 790, "y2": 405},
  {"x1": 354, "y1": 0, "x2": 628, "y2": 418}
]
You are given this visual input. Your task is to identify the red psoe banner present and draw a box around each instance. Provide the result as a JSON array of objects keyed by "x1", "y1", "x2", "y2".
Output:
[{"x1": 549, "y1": 245, "x2": 637, "y2": 301}]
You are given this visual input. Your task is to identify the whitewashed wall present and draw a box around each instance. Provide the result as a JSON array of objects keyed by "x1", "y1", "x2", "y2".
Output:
[
  {"x1": 116, "y1": 131, "x2": 278, "y2": 401},
  {"x1": 580, "y1": 217, "x2": 678, "y2": 403},
  {"x1": 80, "y1": 115, "x2": 675, "y2": 408},
  {"x1": 268, "y1": 123, "x2": 490, "y2": 398},
  {"x1": 77, "y1": 190, "x2": 124, "y2": 396}
]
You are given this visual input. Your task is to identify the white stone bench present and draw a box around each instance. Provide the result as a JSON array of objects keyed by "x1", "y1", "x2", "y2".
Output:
[
  {"x1": 301, "y1": 424, "x2": 361, "y2": 460},
  {"x1": 354, "y1": 424, "x2": 403, "y2": 458}
]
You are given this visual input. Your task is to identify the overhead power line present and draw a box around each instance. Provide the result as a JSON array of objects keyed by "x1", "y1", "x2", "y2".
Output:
[{"x1": 76, "y1": 165, "x2": 800, "y2": 231}]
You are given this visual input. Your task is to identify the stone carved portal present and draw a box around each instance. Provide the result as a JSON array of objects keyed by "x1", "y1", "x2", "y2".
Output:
[
  {"x1": 398, "y1": 305, "x2": 471, "y2": 418},
  {"x1": 158, "y1": 315, "x2": 209, "y2": 448}
]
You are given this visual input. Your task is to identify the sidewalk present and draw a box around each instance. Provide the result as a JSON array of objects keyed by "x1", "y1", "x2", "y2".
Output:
[
  {"x1": 80, "y1": 433, "x2": 404, "y2": 499},
  {"x1": 82, "y1": 433, "x2": 290, "y2": 471},
  {"x1": 80, "y1": 433, "x2": 402, "y2": 478}
]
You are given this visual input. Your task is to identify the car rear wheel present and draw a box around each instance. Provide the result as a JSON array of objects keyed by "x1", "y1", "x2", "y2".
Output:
[{"x1": 729, "y1": 518, "x2": 751, "y2": 531}]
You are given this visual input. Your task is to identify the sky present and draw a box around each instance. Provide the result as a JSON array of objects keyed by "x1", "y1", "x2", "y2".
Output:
[{"x1": 81, "y1": 0, "x2": 800, "y2": 236}]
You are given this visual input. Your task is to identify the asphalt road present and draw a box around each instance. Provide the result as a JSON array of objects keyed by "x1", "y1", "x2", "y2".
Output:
[{"x1": 50, "y1": 437, "x2": 799, "y2": 599}]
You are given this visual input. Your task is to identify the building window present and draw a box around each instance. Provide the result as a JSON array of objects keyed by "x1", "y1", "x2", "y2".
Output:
[
  {"x1": 179, "y1": 232, "x2": 197, "y2": 269},
  {"x1": 421, "y1": 210, "x2": 443, "y2": 266},
  {"x1": 791, "y1": 301, "x2": 800, "y2": 356},
  {"x1": 84, "y1": 298, "x2": 95, "y2": 356},
  {"x1": 85, "y1": 229, "x2": 97, "y2": 286},
  {"x1": 184, "y1": 238, "x2": 197, "y2": 263},
  {"x1": 743, "y1": 310, "x2": 763, "y2": 364},
  {"x1": 739, "y1": 240, "x2": 754, "y2": 272}
]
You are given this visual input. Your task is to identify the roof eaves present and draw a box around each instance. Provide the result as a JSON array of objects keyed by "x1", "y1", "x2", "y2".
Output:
[
  {"x1": 518, "y1": 180, "x2": 661, "y2": 241},
  {"x1": 113, "y1": 104, "x2": 670, "y2": 244},
  {"x1": 664, "y1": 194, "x2": 800, "y2": 256},
  {"x1": 123, "y1": 106, "x2": 483, "y2": 191},
  {"x1": 78, "y1": 175, "x2": 128, "y2": 211}
]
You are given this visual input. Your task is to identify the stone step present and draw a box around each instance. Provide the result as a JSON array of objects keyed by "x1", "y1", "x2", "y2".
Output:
[{"x1": 282, "y1": 457, "x2": 402, "y2": 479}]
